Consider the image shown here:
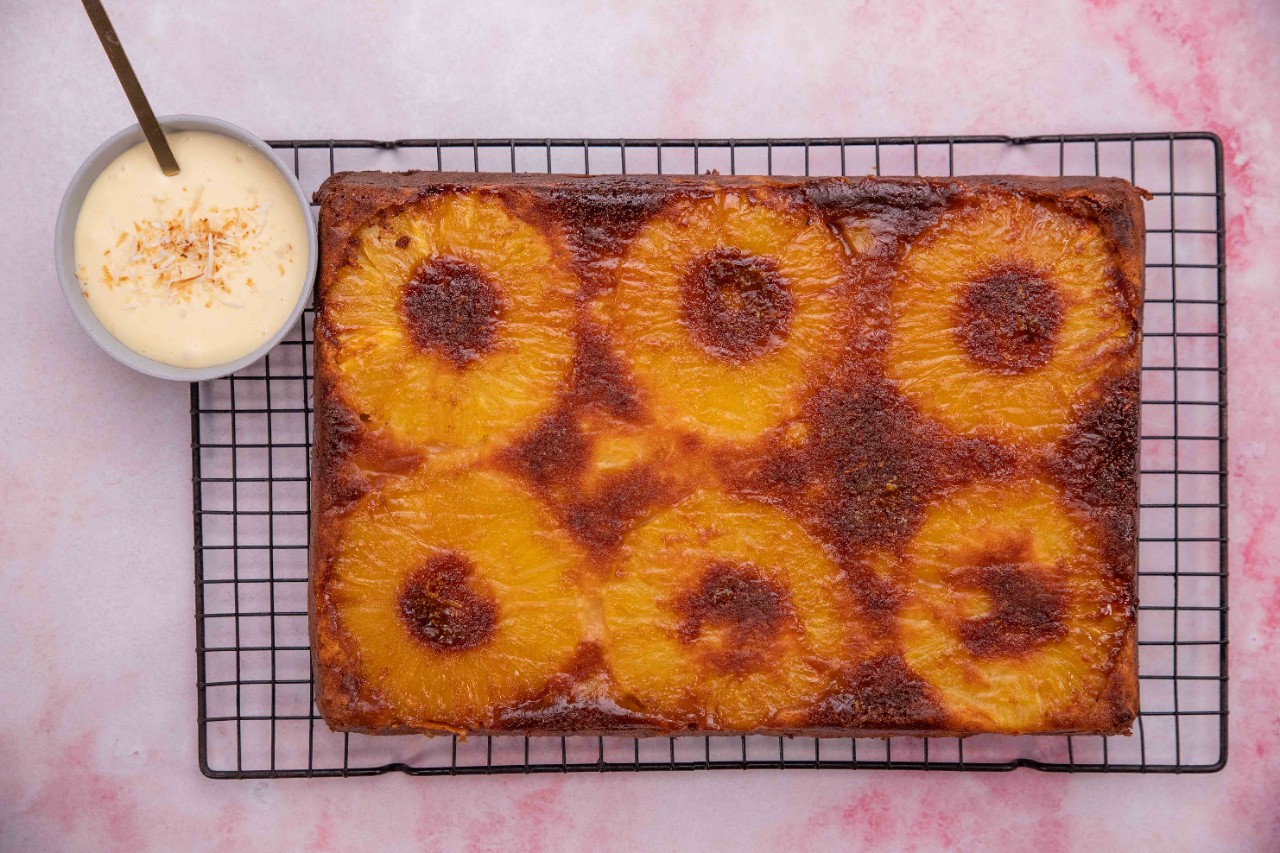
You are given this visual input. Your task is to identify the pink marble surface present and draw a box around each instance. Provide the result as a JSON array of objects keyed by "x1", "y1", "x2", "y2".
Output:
[{"x1": 1, "y1": 0, "x2": 1277, "y2": 849}]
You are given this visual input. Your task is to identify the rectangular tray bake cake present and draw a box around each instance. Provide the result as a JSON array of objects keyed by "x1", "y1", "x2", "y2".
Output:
[{"x1": 310, "y1": 170, "x2": 1145, "y2": 738}]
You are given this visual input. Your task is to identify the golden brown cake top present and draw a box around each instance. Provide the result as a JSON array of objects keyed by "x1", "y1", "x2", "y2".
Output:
[{"x1": 310, "y1": 171, "x2": 1144, "y2": 737}]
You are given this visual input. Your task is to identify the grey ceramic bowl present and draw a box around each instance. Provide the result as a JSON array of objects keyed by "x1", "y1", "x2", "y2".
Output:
[{"x1": 54, "y1": 115, "x2": 318, "y2": 381}]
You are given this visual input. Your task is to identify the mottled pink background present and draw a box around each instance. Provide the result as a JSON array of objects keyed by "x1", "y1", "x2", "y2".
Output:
[{"x1": 1, "y1": 0, "x2": 1278, "y2": 850}]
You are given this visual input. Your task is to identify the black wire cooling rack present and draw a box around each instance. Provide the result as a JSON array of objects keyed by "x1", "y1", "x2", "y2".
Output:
[{"x1": 191, "y1": 133, "x2": 1228, "y2": 778}]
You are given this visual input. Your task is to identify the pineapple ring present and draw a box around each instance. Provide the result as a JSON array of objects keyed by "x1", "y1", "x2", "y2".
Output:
[
  {"x1": 887, "y1": 195, "x2": 1133, "y2": 445},
  {"x1": 603, "y1": 490, "x2": 869, "y2": 729},
  {"x1": 896, "y1": 478, "x2": 1132, "y2": 733},
  {"x1": 603, "y1": 192, "x2": 850, "y2": 441},
  {"x1": 324, "y1": 192, "x2": 577, "y2": 454},
  {"x1": 327, "y1": 468, "x2": 585, "y2": 728}
]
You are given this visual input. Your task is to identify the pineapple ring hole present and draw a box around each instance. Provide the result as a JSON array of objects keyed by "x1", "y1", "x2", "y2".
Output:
[
  {"x1": 669, "y1": 559, "x2": 797, "y2": 674},
  {"x1": 400, "y1": 256, "x2": 503, "y2": 369},
  {"x1": 954, "y1": 262, "x2": 1063, "y2": 375},
  {"x1": 397, "y1": 551, "x2": 498, "y2": 652},
  {"x1": 679, "y1": 248, "x2": 794, "y2": 363},
  {"x1": 951, "y1": 562, "x2": 1069, "y2": 658}
]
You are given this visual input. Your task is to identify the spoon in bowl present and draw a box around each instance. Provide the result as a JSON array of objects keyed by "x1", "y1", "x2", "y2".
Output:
[{"x1": 81, "y1": 0, "x2": 180, "y2": 175}]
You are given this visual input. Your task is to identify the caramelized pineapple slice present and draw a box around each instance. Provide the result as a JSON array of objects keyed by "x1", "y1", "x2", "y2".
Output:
[
  {"x1": 896, "y1": 479, "x2": 1133, "y2": 733},
  {"x1": 323, "y1": 193, "x2": 576, "y2": 457},
  {"x1": 888, "y1": 194, "x2": 1133, "y2": 445},
  {"x1": 602, "y1": 192, "x2": 850, "y2": 442},
  {"x1": 327, "y1": 469, "x2": 586, "y2": 729},
  {"x1": 603, "y1": 490, "x2": 868, "y2": 729}
]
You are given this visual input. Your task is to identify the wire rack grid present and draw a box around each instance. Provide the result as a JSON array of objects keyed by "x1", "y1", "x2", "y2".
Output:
[{"x1": 191, "y1": 133, "x2": 1228, "y2": 778}]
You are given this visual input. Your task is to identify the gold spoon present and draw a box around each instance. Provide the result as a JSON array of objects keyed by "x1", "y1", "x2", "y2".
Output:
[{"x1": 81, "y1": 0, "x2": 180, "y2": 175}]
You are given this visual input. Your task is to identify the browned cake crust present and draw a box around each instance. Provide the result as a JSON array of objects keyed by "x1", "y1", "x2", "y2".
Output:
[{"x1": 311, "y1": 170, "x2": 1144, "y2": 738}]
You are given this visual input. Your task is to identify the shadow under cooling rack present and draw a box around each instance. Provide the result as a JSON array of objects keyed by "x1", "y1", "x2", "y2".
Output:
[{"x1": 191, "y1": 133, "x2": 1228, "y2": 778}]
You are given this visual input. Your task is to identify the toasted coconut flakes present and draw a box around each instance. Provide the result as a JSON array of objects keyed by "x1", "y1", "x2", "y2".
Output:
[{"x1": 95, "y1": 197, "x2": 269, "y2": 305}]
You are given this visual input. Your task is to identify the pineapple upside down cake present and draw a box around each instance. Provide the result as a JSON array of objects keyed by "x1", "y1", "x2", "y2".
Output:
[{"x1": 311, "y1": 171, "x2": 1145, "y2": 737}]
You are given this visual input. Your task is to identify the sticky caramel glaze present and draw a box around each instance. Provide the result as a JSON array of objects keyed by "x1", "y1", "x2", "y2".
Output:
[
  {"x1": 736, "y1": 376, "x2": 1015, "y2": 557},
  {"x1": 956, "y1": 262, "x2": 1064, "y2": 374},
  {"x1": 564, "y1": 321, "x2": 645, "y2": 420},
  {"x1": 499, "y1": 312, "x2": 681, "y2": 555},
  {"x1": 561, "y1": 464, "x2": 674, "y2": 553},
  {"x1": 504, "y1": 409, "x2": 591, "y2": 491},
  {"x1": 680, "y1": 249, "x2": 794, "y2": 363},
  {"x1": 1047, "y1": 373, "x2": 1142, "y2": 580},
  {"x1": 521, "y1": 180, "x2": 672, "y2": 298},
  {"x1": 955, "y1": 563, "x2": 1069, "y2": 658},
  {"x1": 398, "y1": 552, "x2": 498, "y2": 652},
  {"x1": 312, "y1": 390, "x2": 422, "y2": 516},
  {"x1": 501, "y1": 319, "x2": 647, "y2": 492},
  {"x1": 312, "y1": 171, "x2": 1145, "y2": 737},
  {"x1": 400, "y1": 257, "x2": 502, "y2": 367},
  {"x1": 806, "y1": 655, "x2": 947, "y2": 732},
  {"x1": 672, "y1": 560, "x2": 796, "y2": 673}
]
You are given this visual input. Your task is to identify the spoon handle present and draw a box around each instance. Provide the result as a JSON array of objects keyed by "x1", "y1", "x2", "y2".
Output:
[{"x1": 82, "y1": 0, "x2": 180, "y2": 176}]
